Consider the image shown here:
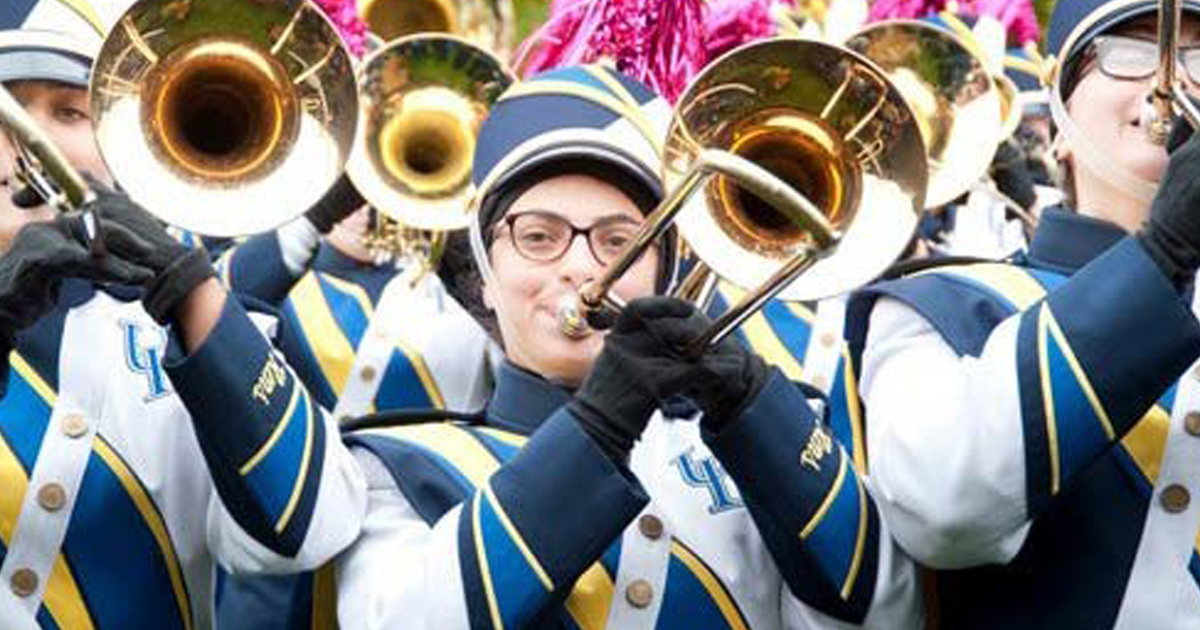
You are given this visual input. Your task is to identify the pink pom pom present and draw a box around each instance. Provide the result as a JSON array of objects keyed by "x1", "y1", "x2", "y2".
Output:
[
  {"x1": 313, "y1": 0, "x2": 369, "y2": 57},
  {"x1": 968, "y1": 0, "x2": 1040, "y2": 45},
  {"x1": 867, "y1": 0, "x2": 947, "y2": 21},
  {"x1": 514, "y1": 0, "x2": 707, "y2": 103},
  {"x1": 704, "y1": 0, "x2": 776, "y2": 61}
]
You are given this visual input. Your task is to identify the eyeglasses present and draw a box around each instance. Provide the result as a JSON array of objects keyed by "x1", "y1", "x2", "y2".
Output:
[
  {"x1": 496, "y1": 210, "x2": 644, "y2": 265},
  {"x1": 1091, "y1": 35, "x2": 1200, "y2": 84}
]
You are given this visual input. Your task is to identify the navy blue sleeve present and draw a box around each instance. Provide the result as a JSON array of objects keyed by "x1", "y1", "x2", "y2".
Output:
[
  {"x1": 705, "y1": 370, "x2": 878, "y2": 623},
  {"x1": 216, "y1": 233, "x2": 300, "y2": 306},
  {"x1": 1016, "y1": 237, "x2": 1200, "y2": 515},
  {"x1": 164, "y1": 296, "x2": 326, "y2": 557},
  {"x1": 457, "y1": 410, "x2": 649, "y2": 629}
]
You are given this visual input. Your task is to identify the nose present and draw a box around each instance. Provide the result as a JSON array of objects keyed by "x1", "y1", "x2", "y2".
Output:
[{"x1": 558, "y1": 232, "x2": 601, "y2": 287}]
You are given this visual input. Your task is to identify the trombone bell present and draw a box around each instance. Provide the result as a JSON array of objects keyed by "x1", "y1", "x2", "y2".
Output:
[
  {"x1": 347, "y1": 35, "x2": 513, "y2": 232},
  {"x1": 91, "y1": 0, "x2": 359, "y2": 237},
  {"x1": 664, "y1": 38, "x2": 927, "y2": 304}
]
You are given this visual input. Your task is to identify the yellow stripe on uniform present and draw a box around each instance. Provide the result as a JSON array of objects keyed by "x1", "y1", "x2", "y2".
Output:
[
  {"x1": 7, "y1": 356, "x2": 93, "y2": 628},
  {"x1": 670, "y1": 540, "x2": 749, "y2": 630},
  {"x1": 276, "y1": 394, "x2": 316, "y2": 533},
  {"x1": 800, "y1": 454, "x2": 848, "y2": 539},
  {"x1": 720, "y1": 284, "x2": 805, "y2": 381},
  {"x1": 240, "y1": 385, "x2": 302, "y2": 476},
  {"x1": 393, "y1": 337, "x2": 446, "y2": 409},
  {"x1": 841, "y1": 474, "x2": 868, "y2": 600},
  {"x1": 839, "y1": 349, "x2": 868, "y2": 473},
  {"x1": 1036, "y1": 305, "x2": 1063, "y2": 496},
  {"x1": 563, "y1": 563, "x2": 614, "y2": 630},
  {"x1": 93, "y1": 437, "x2": 193, "y2": 630},
  {"x1": 12, "y1": 353, "x2": 57, "y2": 405},
  {"x1": 367, "y1": 425, "x2": 503, "y2": 485},
  {"x1": 310, "y1": 563, "x2": 339, "y2": 630},
  {"x1": 1120, "y1": 405, "x2": 1170, "y2": 486},
  {"x1": 320, "y1": 274, "x2": 376, "y2": 319},
  {"x1": 482, "y1": 484, "x2": 554, "y2": 591},
  {"x1": 472, "y1": 492, "x2": 506, "y2": 630},
  {"x1": 1042, "y1": 306, "x2": 1116, "y2": 440},
  {"x1": 290, "y1": 274, "x2": 358, "y2": 396},
  {"x1": 917, "y1": 263, "x2": 1048, "y2": 310}
]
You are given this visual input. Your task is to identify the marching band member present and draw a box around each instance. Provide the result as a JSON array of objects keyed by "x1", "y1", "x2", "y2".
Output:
[
  {"x1": 0, "y1": 2, "x2": 367, "y2": 627},
  {"x1": 335, "y1": 65, "x2": 923, "y2": 630},
  {"x1": 845, "y1": 0, "x2": 1200, "y2": 626}
]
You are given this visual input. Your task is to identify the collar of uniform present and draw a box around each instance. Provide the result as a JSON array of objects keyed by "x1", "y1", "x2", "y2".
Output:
[
  {"x1": 486, "y1": 361, "x2": 574, "y2": 434},
  {"x1": 313, "y1": 241, "x2": 373, "y2": 275},
  {"x1": 1026, "y1": 205, "x2": 1127, "y2": 273}
]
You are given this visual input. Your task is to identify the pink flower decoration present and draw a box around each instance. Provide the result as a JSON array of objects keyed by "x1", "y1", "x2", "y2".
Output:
[{"x1": 313, "y1": 0, "x2": 369, "y2": 57}]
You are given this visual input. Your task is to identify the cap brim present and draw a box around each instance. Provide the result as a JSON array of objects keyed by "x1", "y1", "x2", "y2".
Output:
[{"x1": 0, "y1": 31, "x2": 92, "y2": 86}]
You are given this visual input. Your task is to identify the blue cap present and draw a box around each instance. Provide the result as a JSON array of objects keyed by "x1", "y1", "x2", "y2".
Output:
[
  {"x1": 471, "y1": 64, "x2": 677, "y2": 291},
  {"x1": 1048, "y1": 0, "x2": 1200, "y2": 98}
]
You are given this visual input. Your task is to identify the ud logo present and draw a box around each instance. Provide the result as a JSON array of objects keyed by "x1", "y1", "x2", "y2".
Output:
[
  {"x1": 122, "y1": 320, "x2": 170, "y2": 401},
  {"x1": 673, "y1": 447, "x2": 744, "y2": 514}
]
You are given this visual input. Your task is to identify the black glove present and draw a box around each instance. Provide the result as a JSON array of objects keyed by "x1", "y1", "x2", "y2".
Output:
[
  {"x1": 0, "y1": 214, "x2": 154, "y2": 338},
  {"x1": 304, "y1": 174, "x2": 366, "y2": 234},
  {"x1": 569, "y1": 297, "x2": 769, "y2": 463},
  {"x1": 1138, "y1": 118, "x2": 1200, "y2": 291},
  {"x1": 990, "y1": 139, "x2": 1037, "y2": 212},
  {"x1": 84, "y1": 181, "x2": 215, "y2": 324}
]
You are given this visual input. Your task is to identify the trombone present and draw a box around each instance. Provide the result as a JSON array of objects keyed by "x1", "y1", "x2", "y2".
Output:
[
  {"x1": 346, "y1": 34, "x2": 513, "y2": 266},
  {"x1": 0, "y1": 84, "x2": 101, "y2": 252},
  {"x1": 89, "y1": 0, "x2": 360, "y2": 238},
  {"x1": 1145, "y1": 0, "x2": 1200, "y2": 144},
  {"x1": 573, "y1": 38, "x2": 928, "y2": 355}
]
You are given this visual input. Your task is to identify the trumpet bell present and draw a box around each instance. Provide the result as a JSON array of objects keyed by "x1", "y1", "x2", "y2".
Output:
[
  {"x1": 91, "y1": 0, "x2": 359, "y2": 237},
  {"x1": 357, "y1": 0, "x2": 515, "y2": 54},
  {"x1": 845, "y1": 21, "x2": 1002, "y2": 207},
  {"x1": 347, "y1": 35, "x2": 513, "y2": 231},
  {"x1": 665, "y1": 38, "x2": 927, "y2": 302}
]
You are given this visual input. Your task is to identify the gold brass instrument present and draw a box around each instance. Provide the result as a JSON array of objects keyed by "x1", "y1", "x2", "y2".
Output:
[
  {"x1": 0, "y1": 84, "x2": 101, "y2": 251},
  {"x1": 1145, "y1": 0, "x2": 1200, "y2": 144},
  {"x1": 88, "y1": 0, "x2": 359, "y2": 238},
  {"x1": 574, "y1": 39, "x2": 928, "y2": 353},
  {"x1": 845, "y1": 20, "x2": 1004, "y2": 207},
  {"x1": 357, "y1": 0, "x2": 515, "y2": 54},
  {"x1": 348, "y1": 34, "x2": 513, "y2": 264}
]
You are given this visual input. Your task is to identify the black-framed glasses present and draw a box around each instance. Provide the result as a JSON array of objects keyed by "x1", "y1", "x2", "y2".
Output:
[
  {"x1": 1092, "y1": 35, "x2": 1200, "y2": 84},
  {"x1": 496, "y1": 210, "x2": 644, "y2": 265}
]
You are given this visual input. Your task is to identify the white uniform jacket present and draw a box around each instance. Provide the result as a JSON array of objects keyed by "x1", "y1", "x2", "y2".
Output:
[
  {"x1": 0, "y1": 281, "x2": 367, "y2": 630},
  {"x1": 336, "y1": 361, "x2": 922, "y2": 629},
  {"x1": 846, "y1": 208, "x2": 1200, "y2": 628}
]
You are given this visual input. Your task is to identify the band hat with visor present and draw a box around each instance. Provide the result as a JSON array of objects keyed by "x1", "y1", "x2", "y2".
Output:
[
  {"x1": 0, "y1": 0, "x2": 129, "y2": 86},
  {"x1": 1048, "y1": 0, "x2": 1200, "y2": 101},
  {"x1": 469, "y1": 65, "x2": 679, "y2": 295}
]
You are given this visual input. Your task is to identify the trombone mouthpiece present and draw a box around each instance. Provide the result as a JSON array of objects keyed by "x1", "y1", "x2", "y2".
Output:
[{"x1": 557, "y1": 294, "x2": 592, "y2": 339}]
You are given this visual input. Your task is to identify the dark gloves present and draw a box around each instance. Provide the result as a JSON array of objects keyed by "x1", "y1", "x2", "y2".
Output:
[
  {"x1": 1138, "y1": 118, "x2": 1200, "y2": 291},
  {"x1": 304, "y1": 174, "x2": 366, "y2": 234},
  {"x1": 85, "y1": 182, "x2": 215, "y2": 324},
  {"x1": 569, "y1": 297, "x2": 769, "y2": 463},
  {"x1": 0, "y1": 213, "x2": 153, "y2": 339}
]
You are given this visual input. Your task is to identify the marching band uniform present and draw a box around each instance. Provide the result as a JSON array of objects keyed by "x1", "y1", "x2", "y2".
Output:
[
  {"x1": 335, "y1": 66, "x2": 923, "y2": 630},
  {"x1": 844, "y1": 1, "x2": 1200, "y2": 626},
  {"x1": 0, "y1": 3, "x2": 367, "y2": 628}
]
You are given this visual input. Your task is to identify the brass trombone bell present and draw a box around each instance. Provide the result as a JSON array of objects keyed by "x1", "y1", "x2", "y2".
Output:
[
  {"x1": 347, "y1": 35, "x2": 513, "y2": 231},
  {"x1": 357, "y1": 0, "x2": 515, "y2": 54},
  {"x1": 579, "y1": 39, "x2": 927, "y2": 350},
  {"x1": 90, "y1": 0, "x2": 359, "y2": 237},
  {"x1": 846, "y1": 20, "x2": 1003, "y2": 207}
]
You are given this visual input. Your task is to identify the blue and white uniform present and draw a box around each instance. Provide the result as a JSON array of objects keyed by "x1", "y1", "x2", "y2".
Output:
[
  {"x1": 0, "y1": 282, "x2": 366, "y2": 629},
  {"x1": 847, "y1": 208, "x2": 1200, "y2": 627},
  {"x1": 337, "y1": 362, "x2": 922, "y2": 629}
]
